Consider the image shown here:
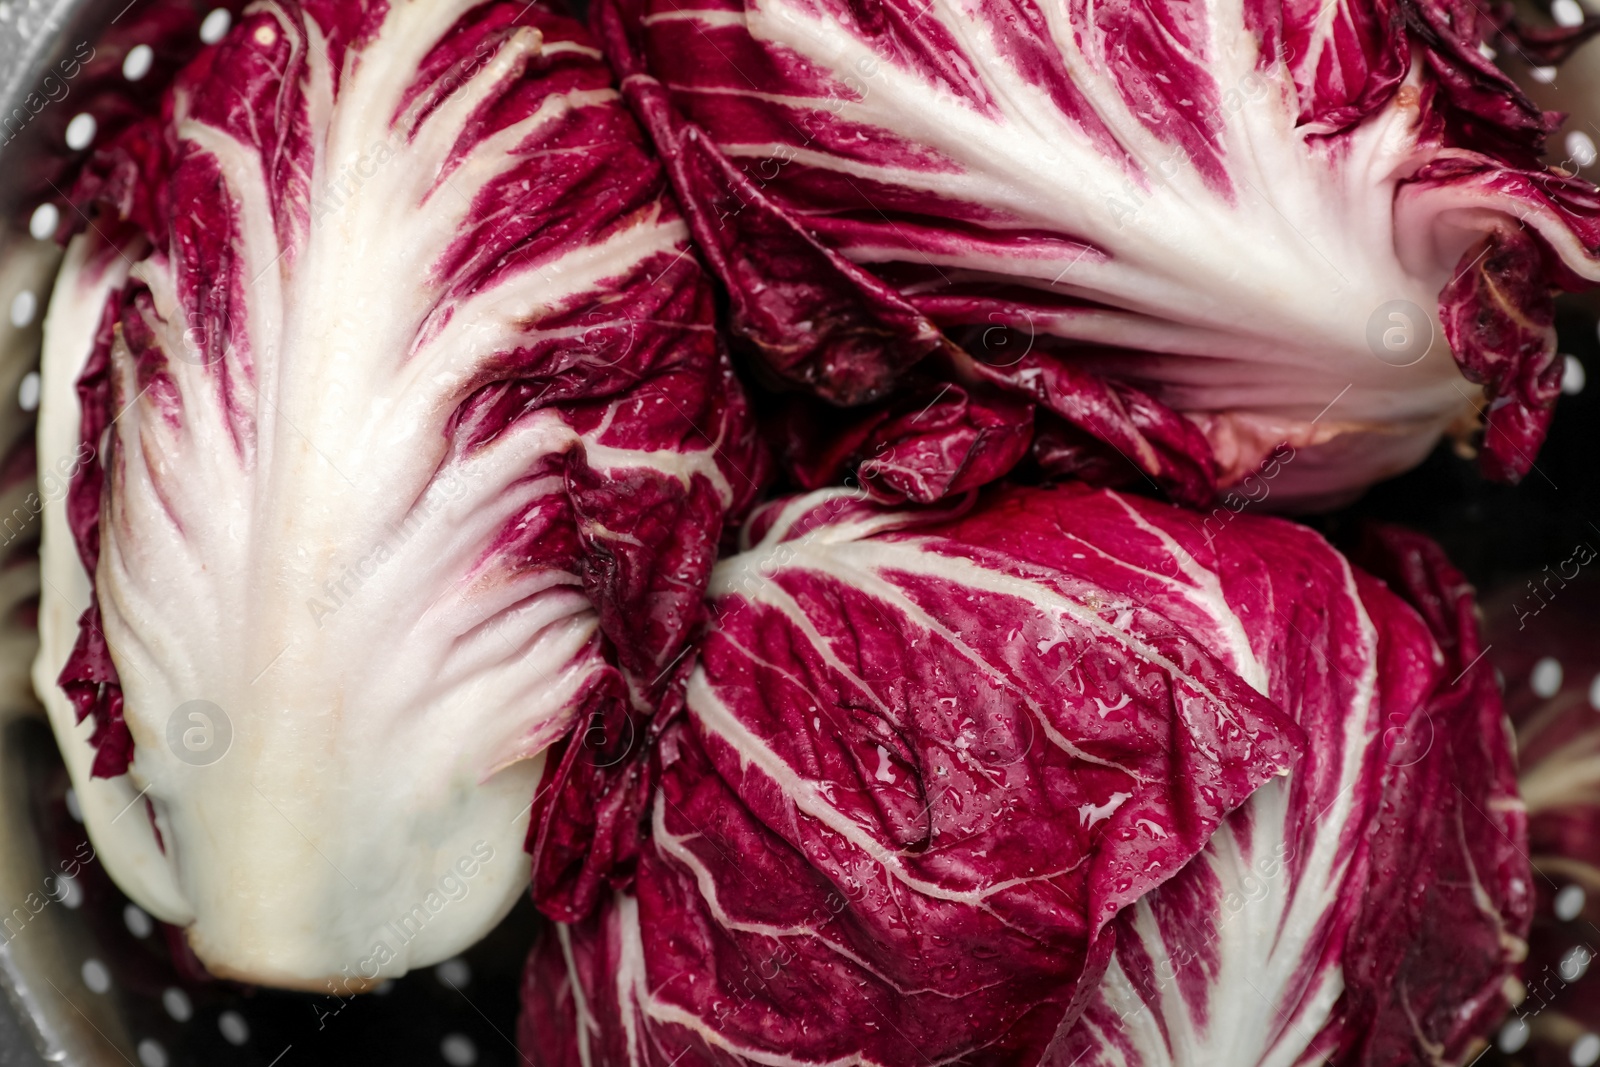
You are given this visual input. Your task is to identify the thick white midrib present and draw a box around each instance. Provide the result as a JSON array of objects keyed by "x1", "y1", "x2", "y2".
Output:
[
  {"x1": 737, "y1": 0, "x2": 1454, "y2": 371},
  {"x1": 190, "y1": 131, "x2": 503, "y2": 622},
  {"x1": 1083, "y1": 561, "x2": 1381, "y2": 1066},
  {"x1": 408, "y1": 622, "x2": 591, "y2": 752},
  {"x1": 99, "y1": 516, "x2": 588, "y2": 969},
  {"x1": 1255, "y1": 562, "x2": 1380, "y2": 977},
  {"x1": 95, "y1": 522, "x2": 223, "y2": 713},
  {"x1": 1212, "y1": 797, "x2": 1328, "y2": 1067},
  {"x1": 164, "y1": 686, "x2": 549, "y2": 974},
  {"x1": 261, "y1": 24, "x2": 603, "y2": 483},
  {"x1": 1049, "y1": 0, "x2": 1413, "y2": 309},
  {"x1": 116, "y1": 137, "x2": 614, "y2": 979},
  {"x1": 175, "y1": 107, "x2": 455, "y2": 605},
  {"x1": 41, "y1": 0, "x2": 682, "y2": 983},
  {"x1": 749, "y1": 0, "x2": 1142, "y2": 222},
  {"x1": 1120, "y1": 876, "x2": 1210, "y2": 1054},
  {"x1": 753, "y1": 0, "x2": 1299, "y2": 243},
  {"x1": 739, "y1": 147, "x2": 1408, "y2": 375},
  {"x1": 175, "y1": 5, "x2": 715, "y2": 663},
  {"x1": 1194, "y1": 564, "x2": 1379, "y2": 1064},
  {"x1": 1209, "y1": 815, "x2": 1312, "y2": 1062},
  {"x1": 180, "y1": 399, "x2": 576, "y2": 668},
  {"x1": 317, "y1": 0, "x2": 479, "y2": 169},
  {"x1": 121, "y1": 524, "x2": 599, "y2": 756},
  {"x1": 1097, "y1": 789, "x2": 1356, "y2": 1066}
]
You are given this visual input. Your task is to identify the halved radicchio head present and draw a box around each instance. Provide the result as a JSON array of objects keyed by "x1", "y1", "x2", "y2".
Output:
[
  {"x1": 596, "y1": 0, "x2": 1600, "y2": 509},
  {"x1": 34, "y1": 0, "x2": 763, "y2": 988},
  {"x1": 520, "y1": 486, "x2": 1528, "y2": 1065}
]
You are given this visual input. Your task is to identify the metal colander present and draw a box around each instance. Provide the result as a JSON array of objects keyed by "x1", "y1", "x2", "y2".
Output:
[{"x1": 1, "y1": 1, "x2": 1599, "y2": 1065}]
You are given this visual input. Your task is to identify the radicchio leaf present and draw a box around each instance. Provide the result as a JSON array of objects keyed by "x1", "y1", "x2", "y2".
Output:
[{"x1": 1330, "y1": 524, "x2": 1530, "y2": 1065}]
